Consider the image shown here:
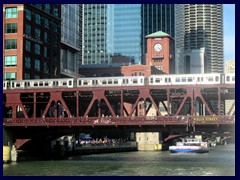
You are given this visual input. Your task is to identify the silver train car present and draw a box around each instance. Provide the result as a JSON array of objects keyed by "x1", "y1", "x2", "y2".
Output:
[
  {"x1": 149, "y1": 73, "x2": 222, "y2": 85},
  {"x1": 77, "y1": 76, "x2": 145, "y2": 87},
  {"x1": 3, "y1": 73, "x2": 235, "y2": 90},
  {"x1": 3, "y1": 78, "x2": 74, "y2": 90}
]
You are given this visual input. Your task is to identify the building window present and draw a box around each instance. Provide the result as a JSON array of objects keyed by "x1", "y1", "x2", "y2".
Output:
[
  {"x1": 34, "y1": 75, "x2": 40, "y2": 79},
  {"x1": 53, "y1": 7, "x2": 59, "y2": 17},
  {"x1": 24, "y1": 56, "x2": 31, "y2": 69},
  {"x1": 44, "y1": 18, "x2": 49, "y2": 29},
  {"x1": 25, "y1": 40, "x2": 31, "y2": 52},
  {"x1": 5, "y1": 23, "x2": 17, "y2": 33},
  {"x1": 52, "y1": 22, "x2": 59, "y2": 33},
  {"x1": 5, "y1": 39, "x2": 17, "y2": 49},
  {"x1": 25, "y1": 9, "x2": 31, "y2": 21},
  {"x1": 44, "y1": 32, "x2": 49, "y2": 43},
  {"x1": 35, "y1": 43, "x2": 41, "y2": 55},
  {"x1": 5, "y1": 7, "x2": 18, "y2": 18},
  {"x1": 35, "y1": 13, "x2": 41, "y2": 25},
  {"x1": 52, "y1": 35, "x2": 58, "y2": 45},
  {"x1": 45, "y1": 4, "x2": 51, "y2": 14},
  {"x1": 24, "y1": 73, "x2": 30, "y2": 79},
  {"x1": 35, "y1": 28, "x2": 41, "y2": 40},
  {"x1": 35, "y1": 4, "x2": 42, "y2": 10},
  {"x1": 34, "y1": 59, "x2": 40, "y2": 71},
  {"x1": 44, "y1": 47, "x2": 49, "y2": 58},
  {"x1": 5, "y1": 56, "x2": 17, "y2": 67},
  {"x1": 4, "y1": 72, "x2": 16, "y2": 80},
  {"x1": 44, "y1": 62, "x2": 49, "y2": 73},
  {"x1": 25, "y1": 24, "x2": 31, "y2": 36}
]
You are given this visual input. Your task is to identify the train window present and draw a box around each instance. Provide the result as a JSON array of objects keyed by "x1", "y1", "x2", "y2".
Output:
[
  {"x1": 63, "y1": 81, "x2": 67, "y2": 86},
  {"x1": 165, "y1": 78, "x2": 168, "y2": 83},
  {"x1": 69, "y1": 81, "x2": 72, "y2": 86},
  {"x1": 83, "y1": 81, "x2": 88, "y2": 85},
  {"x1": 34, "y1": 82, "x2": 38, "y2": 87},
  {"x1": 108, "y1": 80, "x2": 112, "y2": 84},
  {"x1": 215, "y1": 76, "x2": 219, "y2": 82},
  {"x1": 133, "y1": 79, "x2": 138, "y2": 84},
  {"x1": 168, "y1": 78, "x2": 171, "y2": 82},
  {"x1": 16, "y1": 82, "x2": 21, "y2": 87},
  {"x1": 232, "y1": 76, "x2": 235, "y2": 81},
  {"x1": 226, "y1": 76, "x2": 230, "y2": 81},
  {"x1": 182, "y1": 77, "x2": 186, "y2": 82},
  {"x1": 187, "y1": 77, "x2": 193, "y2": 82},
  {"x1": 53, "y1": 81, "x2": 58, "y2": 86},
  {"x1": 209, "y1": 77, "x2": 214, "y2": 81},
  {"x1": 176, "y1": 77, "x2": 180, "y2": 82},
  {"x1": 39, "y1": 82, "x2": 43, "y2": 86},
  {"x1": 24, "y1": 82, "x2": 30, "y2": 87},
  {"x1": 123, "y1": 79, "x2": 128, "y2": 84},
  {"x1": 45, "y1": 82, "x2": 49, "y2": 86},
  {"x1": 155, "y1": 78, "x2": 160, "y2": 83},
  {"x1": 114, "y1": 80, "x2": 118, "y2": 84},
  {"x1": 78, "y1": 80, "x2": 82, "y2": 86},
  {"x1": 102, "y1": 80, "x2": 107, "y2": 85},
  {"x1": 150, "y1": 78, "x2": 153, "y2": 84}
]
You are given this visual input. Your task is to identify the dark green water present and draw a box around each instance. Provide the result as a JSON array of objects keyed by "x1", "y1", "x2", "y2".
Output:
[{"x1": 3, "y1": 144, "x2": 235, "y2": 176}]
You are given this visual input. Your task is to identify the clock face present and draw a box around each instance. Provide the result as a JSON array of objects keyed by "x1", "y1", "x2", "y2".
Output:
[{"x1": 154, "y1": 43, "x2": 162, "y2": 52}]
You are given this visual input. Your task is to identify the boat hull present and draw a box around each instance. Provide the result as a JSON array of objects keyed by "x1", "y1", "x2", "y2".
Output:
[{"x1": 169, "y1": 146, "x2": 209, "y2": 153}]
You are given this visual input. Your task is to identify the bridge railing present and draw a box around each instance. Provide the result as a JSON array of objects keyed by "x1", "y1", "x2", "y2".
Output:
[{"x1": 3, "y1": 115, "x2": 235, "y2": 127}]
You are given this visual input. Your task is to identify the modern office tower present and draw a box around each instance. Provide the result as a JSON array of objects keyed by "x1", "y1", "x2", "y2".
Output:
[
  {"x1": 61, "y1": 4, "x2": 80, "y2": 78},
  {"x1": 175, "y1": 4, "x2": 224, "y2": 74},
  {"x1": 3, "y1": 4, "x2": 61, "y2": 80},
  {"x1": 82, "y1": 4, "x2": 175, "y2": 65}
]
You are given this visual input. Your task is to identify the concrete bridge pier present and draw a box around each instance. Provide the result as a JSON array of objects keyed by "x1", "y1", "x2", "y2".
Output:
[
  {"x1": 136, "y1": 132, "x2": 163, "y2": 151},
  {"x1": 3, "y1": 127, "x2": 17, "y2": 163}
]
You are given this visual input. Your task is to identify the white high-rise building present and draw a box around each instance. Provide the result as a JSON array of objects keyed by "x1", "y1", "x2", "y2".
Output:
[{"x1": 175, "y1": 4, "x2": 223, "y2": 74}]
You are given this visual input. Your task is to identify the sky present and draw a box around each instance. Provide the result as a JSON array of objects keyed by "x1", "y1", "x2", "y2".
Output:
[{"x1": 223, "y1": 4, "x2": 235, "y2": 61}]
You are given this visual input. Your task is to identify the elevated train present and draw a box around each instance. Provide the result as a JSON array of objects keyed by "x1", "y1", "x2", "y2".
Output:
[{"x1": 3, "y1": 73, "x2": 235, "y2": 90}]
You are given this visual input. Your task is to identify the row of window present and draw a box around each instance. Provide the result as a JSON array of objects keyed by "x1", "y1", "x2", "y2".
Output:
[
  {"x1": 4, "y1": 55, "x2": 49, "y2": 73},
  {"x1": 5, "y1": 38, "x2": 55, "y2": 59},
  {"x1": 5, "y1": 5, "x2": 59, "y2": 19},
  {"x1": 4, "y1": 72, "x2": 49, "y2": 80}
]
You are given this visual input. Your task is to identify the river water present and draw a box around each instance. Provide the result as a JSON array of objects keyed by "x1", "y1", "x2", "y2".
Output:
[{"x1": 3, "y1": 144, "x2": 235, "y2": 176}]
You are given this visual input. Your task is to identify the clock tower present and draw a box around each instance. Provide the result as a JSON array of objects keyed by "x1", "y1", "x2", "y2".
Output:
[{"x1": 145, "y1": 31, "x2": 175, "y2": 74}]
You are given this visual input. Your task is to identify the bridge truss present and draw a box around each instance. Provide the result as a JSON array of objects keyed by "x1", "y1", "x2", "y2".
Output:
[{"x1": 3, "y1": 84, "x2": 234, "y2": 130}]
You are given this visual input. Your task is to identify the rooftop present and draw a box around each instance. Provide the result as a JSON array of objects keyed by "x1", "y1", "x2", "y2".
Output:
[{"x1": 145, "y1": 31, "x2": 173, "y2": 39}]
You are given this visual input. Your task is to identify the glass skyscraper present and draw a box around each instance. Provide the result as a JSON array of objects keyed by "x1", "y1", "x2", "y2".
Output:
[
  {"x1": 61, "y1": 4, "x2": 80, "y2": 77},
  {"x1": 82, "y1": 4, "x2": 175, "y2": 65}
]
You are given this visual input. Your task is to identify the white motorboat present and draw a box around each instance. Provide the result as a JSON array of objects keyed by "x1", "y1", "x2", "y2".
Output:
[{"x1": 169, "y1": 138, "x2": 209, "y2": 153}]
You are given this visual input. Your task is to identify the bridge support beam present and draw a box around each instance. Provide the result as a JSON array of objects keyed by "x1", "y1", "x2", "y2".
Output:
[{"x1": 136, "y1": 132, "x2": 162, "y2": 151}]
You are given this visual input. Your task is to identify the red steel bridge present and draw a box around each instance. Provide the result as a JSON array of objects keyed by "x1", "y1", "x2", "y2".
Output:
[{"x1": 3, "y1": 82, "x2": 235, "y2": 134}]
